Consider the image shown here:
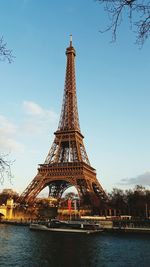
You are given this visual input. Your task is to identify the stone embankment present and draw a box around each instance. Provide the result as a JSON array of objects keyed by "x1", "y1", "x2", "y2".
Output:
[{"x1": 1, "y1": 219, "x2": 150, "y2": 234}]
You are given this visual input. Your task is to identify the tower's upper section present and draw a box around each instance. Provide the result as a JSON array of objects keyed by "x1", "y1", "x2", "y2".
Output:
[{"x1": 57, "y1": 35, "x2": 81, "y2": 132}]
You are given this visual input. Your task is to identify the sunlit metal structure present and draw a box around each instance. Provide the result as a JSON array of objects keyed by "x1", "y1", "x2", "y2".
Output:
[{"x1": 19, "y1": 37, "x2": 107, "y2": 209}]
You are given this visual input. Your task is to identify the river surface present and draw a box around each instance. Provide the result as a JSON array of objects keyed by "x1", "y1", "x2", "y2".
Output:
[{"x1": 0, "y1": 224, "x2": 150, "y2": 267}]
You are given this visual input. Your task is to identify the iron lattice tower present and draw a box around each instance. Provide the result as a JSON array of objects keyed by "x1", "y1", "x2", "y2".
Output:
[{"x1": 19, "y1": 37, "x2": 107, "y2": 209}]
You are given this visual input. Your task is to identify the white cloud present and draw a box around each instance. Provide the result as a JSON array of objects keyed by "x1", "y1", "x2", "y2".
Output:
[
  {"x1": 0, "y1": 115, "x2": 24, "y2": 152},
  {"x1": 0, "y1": 115, "x2": 17, "y2": 135},
  {"x1": 23, "y1": 101, "x2": 58, "y2": 121},
  {"x1": 22, "y1": 101, "x2": 58, "y2": 134},
  {"x1": 23, "y1": 101, "x2": 44, "y2": 116},
  {"x1": 0, "y1": 101, "x2": 58, "y2": 153},
  {"x1": 0, "y1": 136, "x2": 24, "y2": 152}
]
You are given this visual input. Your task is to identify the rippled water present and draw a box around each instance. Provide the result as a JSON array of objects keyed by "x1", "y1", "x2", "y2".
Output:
[{"x1": 0, "y1": 224, "x2": 150, "y2": 267}]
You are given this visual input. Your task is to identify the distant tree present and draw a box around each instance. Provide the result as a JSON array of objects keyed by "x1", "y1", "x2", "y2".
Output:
[
  {"x1": 0, "y1": 189, "x2": 19, "y2": 205},
  {"x1": 64, "y1": 192, "x2": 78, "y2": 200},
  {"x1": 96, "y1": 0, "x2": 150, "y2": 45},
  {"x1": 0, "y1": 36, "x2": 14, "y2": 63},
  {"x1": 109, "y1": 188, "x2": 127, "y2": 214},
  {"x1": 131, "y1": 185, "x2": 149, "y2": 217},
  {"x1": 109, "y1": 185, "x2": 150, "y2": 217}
]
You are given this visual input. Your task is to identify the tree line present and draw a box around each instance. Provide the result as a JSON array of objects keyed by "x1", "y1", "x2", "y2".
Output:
[
  {"x1": 108, "y1": 185, "x2": 150, "y2": 217},
  {"x1": 0, "y1": 185, "x2": 149, "y2": 218}
]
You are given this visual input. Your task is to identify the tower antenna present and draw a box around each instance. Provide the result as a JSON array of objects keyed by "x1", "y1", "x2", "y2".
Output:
[{"x1": 70, "y1": 34, "x2": 72, "y2": 46}]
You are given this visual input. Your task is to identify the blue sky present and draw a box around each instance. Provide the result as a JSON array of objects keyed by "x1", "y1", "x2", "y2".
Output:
[{"x1": 0, "y1": 0, "x2": 150, "y2": 194}]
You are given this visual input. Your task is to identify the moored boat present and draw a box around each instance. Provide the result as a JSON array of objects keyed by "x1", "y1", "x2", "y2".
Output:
[{"x1": 29, "y1": 220, "x2": 103, "y2": 234}]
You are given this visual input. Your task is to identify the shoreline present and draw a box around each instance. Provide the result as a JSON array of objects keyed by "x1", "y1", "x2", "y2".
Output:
[
  {"x1": 0, "y1": 220, "x2": 29, "y2": 226},
  {"x1": 105, "y1": 227, "x2": 150, "y2": 234},
  {"x1": 1, "y1": 220, "x2": 150, "y2": 234}
]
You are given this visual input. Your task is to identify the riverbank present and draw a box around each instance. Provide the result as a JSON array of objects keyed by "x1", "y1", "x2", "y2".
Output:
[
  {"x1": 1, "y1": 219, "x2": 150, "y2": 234},
  {"x1": 107, "y1": 226, "x2": 150, "y2": 234},
  {"x1": 0, "y1": 219, "x2": 29, "y2": 226}
]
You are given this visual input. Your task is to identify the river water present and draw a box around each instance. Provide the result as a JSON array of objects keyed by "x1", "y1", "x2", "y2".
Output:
[{"x1": 0, "y1": 224, "x2": 150, "y2": 267}]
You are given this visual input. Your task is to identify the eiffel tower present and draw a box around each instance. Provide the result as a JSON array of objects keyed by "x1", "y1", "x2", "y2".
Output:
[{"x1": 19, "y1": 36, "x2": 107, "y2": 210}]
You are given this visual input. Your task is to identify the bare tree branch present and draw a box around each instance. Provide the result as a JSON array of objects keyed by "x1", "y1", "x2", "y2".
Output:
[
  {"x1": 0, "y1": 36, "x2": 14, "y2": 184},
  {"x1": 0, "y1": 154, "x2": 14, "y2": 185},
  {"x1": 0, "y1": 36, "x2": 14, "y2": 63},
  {"x1": 97, "y1": 0, "x2": 150, "y2": 45}
]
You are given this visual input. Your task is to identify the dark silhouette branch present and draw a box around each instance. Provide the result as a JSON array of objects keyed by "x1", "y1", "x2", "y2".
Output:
[
  {"x1": 97, "y1": 0, "x2": 150, "y2": 45},
  {"x1": 0, "y1": 36, "x2": 14, "y2": 63},
  {"x1": 0, "y1": 154, "x2": 13, "y2": 184},
  {"x1": 0, "y1": 36, "x2": 14, "y2": 184}
]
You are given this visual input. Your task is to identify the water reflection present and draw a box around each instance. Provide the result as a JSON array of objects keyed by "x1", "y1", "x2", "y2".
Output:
[{"x1": 0, "y1": 225, "x2": 150, "y2": 267}]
